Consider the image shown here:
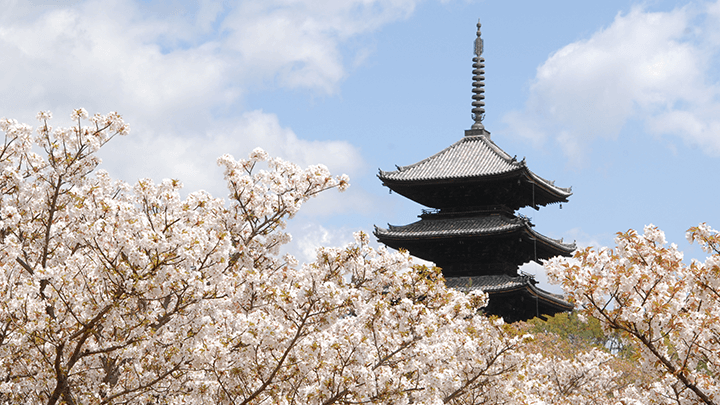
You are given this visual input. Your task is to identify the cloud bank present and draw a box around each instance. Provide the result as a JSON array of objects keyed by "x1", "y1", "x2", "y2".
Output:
[
  {"x1": 0, "y1": 0, "x2": 418, "y2": 191},
  {"x1": 0, "y1": 0, "x2": 420, "y2": 254},
  {"x1": 503, "y1": 2, "x2": 720, "y2": 162}
]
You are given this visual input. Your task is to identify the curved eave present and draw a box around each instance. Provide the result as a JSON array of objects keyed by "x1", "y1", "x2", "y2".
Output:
[
  {"x1": 525, "y1": 168, "x2": 572, "y2": 200},
  {"x1": 527, "y1": 282, "x2": 574, "y2": 312},
  {"x1": 380, "y1": 166, "x2": 571, "y2": 208},
  {"x1": 525, "y1": 224, "x2": 576, "y2": 255}
]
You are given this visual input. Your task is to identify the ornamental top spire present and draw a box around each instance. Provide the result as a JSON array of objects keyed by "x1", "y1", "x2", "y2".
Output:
[
  {"x1": 474, "y1": 19, "x2": 484, "y2": 57},
  {"x1": 470, "y1": 19, "x2": 487, "y2": 133}
]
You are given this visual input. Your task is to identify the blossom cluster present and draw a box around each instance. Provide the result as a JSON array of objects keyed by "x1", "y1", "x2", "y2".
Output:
[
  {"x1": 0, "y1": 110, "x2": 689, "y2": 404},
  {"x1": 546, "y1": 224, "x2": 720, "y2": 404},
  {"x1": 0, "y1": 111, "x2": 530, "y2": 404}
]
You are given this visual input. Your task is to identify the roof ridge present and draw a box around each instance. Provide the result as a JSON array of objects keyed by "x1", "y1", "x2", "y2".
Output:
[{"x1": 478, "y1": 135, "x2": 516, "y2": 163}]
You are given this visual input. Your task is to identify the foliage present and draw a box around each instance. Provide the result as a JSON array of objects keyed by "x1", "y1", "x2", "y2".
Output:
[
  {"x1": 546, "y1": 223, "x2": 720, "y2": 405},
  {"x1": 525, "y1": 311, "x2": 606, "y2": 349},
  {"x1": 514, "y1": 312, "x2": 649, "y2": 402}
]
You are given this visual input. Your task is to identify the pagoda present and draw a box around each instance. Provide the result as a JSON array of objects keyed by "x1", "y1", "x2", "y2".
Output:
[{"x1": 374, "y1": 21, "x2": 575, "y2": 323}]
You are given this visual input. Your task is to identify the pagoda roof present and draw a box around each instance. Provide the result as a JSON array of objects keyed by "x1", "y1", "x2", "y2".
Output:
[
  {"x1": 378, "y1": 134, "x2": 571, "y2": 199},
  {"x1": 446, "y1": 274, "x2": 530, "y2": 292},
  {"x1": 445, "y1": 274, "x2": 574, "y2": 317},
  {"x1": 374, "y1": 214, "x2": 576, "y2": 255}
]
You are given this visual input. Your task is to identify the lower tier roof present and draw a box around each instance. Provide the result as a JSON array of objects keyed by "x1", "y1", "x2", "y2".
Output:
[{"x1": 445, "y1": 274, "x2": 573, "y2": 322}]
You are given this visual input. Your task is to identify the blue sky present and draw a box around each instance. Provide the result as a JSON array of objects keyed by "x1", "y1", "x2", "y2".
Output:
[{"x1": 2, "y1": 0, "x2": 718, "y2": 292}]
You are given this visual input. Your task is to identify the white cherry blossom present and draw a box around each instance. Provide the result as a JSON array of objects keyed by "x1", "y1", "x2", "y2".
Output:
[
  {"x1": 0, "y1": 110, "x2": 642, "y2": 404},
  {"x1": 546, "y1": 224, "x2": 720, "y2": 405}
]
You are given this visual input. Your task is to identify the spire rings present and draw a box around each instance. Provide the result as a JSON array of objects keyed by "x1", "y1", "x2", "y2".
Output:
[{"x1": 471, "y1": 55, "x2": 486, "y2": 128}]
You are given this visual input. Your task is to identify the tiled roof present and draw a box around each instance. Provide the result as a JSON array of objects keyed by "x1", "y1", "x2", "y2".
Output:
[
  {"x1": 377, "y1": 215, "x2": 521, "y2": 238},
  {"x1": 445, "y1": 274, "x2": 528, "y2": 292},
  {"x1": 379, "y1": 135, "x2": 519, "y2": 181},
  {"x1": 445, "y1": 274, "x2": 573, "y2": 310},
  {"x1": 374, "y1": 214, "x2": 576, "y2": 253},
  {"x1": 378, "y1": 134, "x2": 571, "y2": 198}
]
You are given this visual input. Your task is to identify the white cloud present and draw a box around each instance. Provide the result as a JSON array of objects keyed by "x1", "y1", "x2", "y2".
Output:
[
  {"x1": 228, "y1": 110, "x2": 363, "y2": 173},
  {"x1": 287, "y1": 223, "x2": 357, "y2": 263},
  {"x1": 0, "y1": 0, "x2": 419, "y2": 223},
  {"x1": 0, "y1": 0, "x2": 231, "y2": 134},
  {"x1": 563, "y1": 227, "x2": 606, "y2": 250},
  {"x1": 503, "y1": 2, "x2": 720, "y2": 161},
  {"x1": 98, "y1": 109, "x2": 364, "y2": 206},
  {"x1": 220, "y1": 0, "x2": 416, "y2": 93},
  {"x1": 0, "y1": 0, "x2": 420, "y2": 127},
  {"x1": 518, "y1": 262, "x2": 564, "y2": 295}
]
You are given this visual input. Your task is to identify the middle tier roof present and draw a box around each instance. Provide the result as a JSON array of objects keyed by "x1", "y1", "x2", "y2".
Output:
[{"x1": 374, "y1": 212, "x2": 576, "y2": 268}]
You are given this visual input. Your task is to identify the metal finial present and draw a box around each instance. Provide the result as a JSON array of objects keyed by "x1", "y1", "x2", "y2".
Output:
[
  {"x1": 471, "y1": 19, "x2": 486, "y2": 131},
  {"x1": 474, "y1": 20, "x2": 483, "y2": 56}
]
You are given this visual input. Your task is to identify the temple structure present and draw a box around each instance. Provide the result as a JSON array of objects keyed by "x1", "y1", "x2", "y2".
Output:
[{"x1": 374, "y1": 21, "x2": 575, "y2": 323}]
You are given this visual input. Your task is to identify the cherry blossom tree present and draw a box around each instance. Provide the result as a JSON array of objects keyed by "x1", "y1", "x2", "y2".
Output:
[
  {"x1": 1, "y1": 110, "x2": 604, "y2": 405},
  {"x1": 546, "y1": 224, "x2": 720, "y2": 405}
]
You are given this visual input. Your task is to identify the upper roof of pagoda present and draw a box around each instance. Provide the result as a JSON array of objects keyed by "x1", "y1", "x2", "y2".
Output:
[
  {"x1": 378, "y1": 134, "x2": 572, "y2": 209},
  {"x1": 380, "y1": 134, "x2": 563, "y2": 186}
]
